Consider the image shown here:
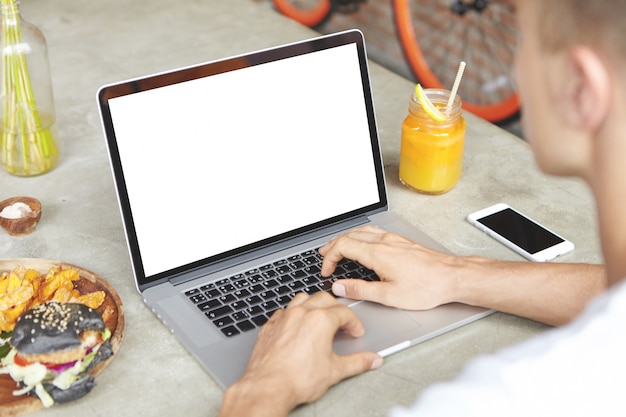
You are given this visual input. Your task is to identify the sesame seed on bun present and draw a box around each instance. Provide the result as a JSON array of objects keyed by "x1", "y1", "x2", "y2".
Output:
[{"x1": 11, "y1": 301, "x2": 105, "y2": 358}]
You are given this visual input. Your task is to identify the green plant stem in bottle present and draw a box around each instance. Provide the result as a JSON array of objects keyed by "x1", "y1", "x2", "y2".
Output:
[{"x1": 0, "y1": 0, "x2": 59, "y2": 176}]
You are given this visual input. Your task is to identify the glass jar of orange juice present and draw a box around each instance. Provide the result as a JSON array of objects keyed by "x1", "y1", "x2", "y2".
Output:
[{"x1": 399, "y1": 88, "x2": 465, "y2": 194}]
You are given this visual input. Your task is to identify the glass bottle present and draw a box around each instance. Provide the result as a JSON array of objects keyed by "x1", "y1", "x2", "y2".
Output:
[
  {"x1": 0, "y1": 0, "x2": 59, "y2": 176},
  {"x1": 399, "y1": 88, "x2": 466, "y2": 194}
]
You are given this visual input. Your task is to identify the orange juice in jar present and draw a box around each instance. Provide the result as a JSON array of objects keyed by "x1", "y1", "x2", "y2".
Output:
[{"x1": 399, "y1": 88, "x2": 465, "y2": 194}]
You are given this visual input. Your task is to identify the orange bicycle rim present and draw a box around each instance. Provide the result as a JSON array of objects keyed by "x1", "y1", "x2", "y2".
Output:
[
  {"x1": 392, "y1": 0, "x2": 520, "y2": 123},
  {"x1": 273, "y1": 0, "x2": 332, "y2": 28}
]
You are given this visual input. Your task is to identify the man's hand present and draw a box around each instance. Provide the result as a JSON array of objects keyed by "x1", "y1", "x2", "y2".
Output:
[
  {"x1": 319, "y1": 225, "x2": 606, "y2": 326},
  {"x1": 219, "y1": 292, "x2": 382, "y2": 417},
  {"x1": 319, "y1": 225, "x2": 460, "y2": 310}
]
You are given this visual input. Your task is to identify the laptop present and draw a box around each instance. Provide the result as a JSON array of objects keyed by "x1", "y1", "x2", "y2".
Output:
[{"x1": 97, "y1": 29, "x2": 491, "y2": 388}]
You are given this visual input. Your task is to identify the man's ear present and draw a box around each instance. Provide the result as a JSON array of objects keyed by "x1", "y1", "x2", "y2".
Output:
[{"x1": 563, "y1": 46, "x2": 611, "y2": 132}]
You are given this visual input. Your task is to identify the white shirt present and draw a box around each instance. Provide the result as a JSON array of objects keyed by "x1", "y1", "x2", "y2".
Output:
[{"x1": 390, "y1": 279, "x2": 626, "y2": 417}]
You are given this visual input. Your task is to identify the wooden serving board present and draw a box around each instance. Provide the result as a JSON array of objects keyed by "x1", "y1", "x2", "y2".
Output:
[{"x1": 0, "y1": 259, "x2": 125, "y2": 416}]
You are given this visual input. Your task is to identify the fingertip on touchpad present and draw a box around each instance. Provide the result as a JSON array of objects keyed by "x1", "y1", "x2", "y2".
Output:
[{"x1": 333, "y1": 302, "x2": 421, "y2": 355}]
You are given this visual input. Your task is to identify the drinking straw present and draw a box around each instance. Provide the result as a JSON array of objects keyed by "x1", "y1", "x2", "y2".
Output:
[{"x1": 446, "y1": 61, "x2": 466, "y2": 113}]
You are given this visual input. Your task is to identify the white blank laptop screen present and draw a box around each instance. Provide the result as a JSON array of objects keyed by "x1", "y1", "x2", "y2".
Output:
[{"x1": 107, "y1": 43, "x2": 380, "y2": 278}]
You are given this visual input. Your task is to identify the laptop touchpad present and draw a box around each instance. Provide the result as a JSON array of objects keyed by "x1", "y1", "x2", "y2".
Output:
[{"x1": 333, "y1": 301, "x2": 421, "y2": 356}]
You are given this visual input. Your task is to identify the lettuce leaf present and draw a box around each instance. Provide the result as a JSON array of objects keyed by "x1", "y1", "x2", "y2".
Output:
[{"x1": 0, "y1": 331, "x2": 11, "y2": 359}]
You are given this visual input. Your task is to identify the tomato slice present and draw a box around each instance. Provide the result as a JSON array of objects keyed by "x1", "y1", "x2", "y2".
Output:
[
  {"x1": 13, "y1": 352, "x2": 77, "y2": 372},
  {"x1": 13, "y1": 353, "x2": 33, "y2": 367}
]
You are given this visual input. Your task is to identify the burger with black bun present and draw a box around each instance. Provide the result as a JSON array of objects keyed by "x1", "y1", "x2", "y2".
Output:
[{"x1": 0, "y1": 301, "x2": 112, "y2": 407}]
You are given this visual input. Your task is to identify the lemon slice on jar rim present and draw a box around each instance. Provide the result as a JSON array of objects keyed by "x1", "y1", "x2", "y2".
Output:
[{"x1": 415, "y1": 83, "x2": 447, "y2": 122}]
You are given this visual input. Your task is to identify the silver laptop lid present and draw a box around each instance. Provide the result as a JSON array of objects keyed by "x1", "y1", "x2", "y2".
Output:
[{"x1": 98, "y1": 30, "x2": 386, "y2": 290}]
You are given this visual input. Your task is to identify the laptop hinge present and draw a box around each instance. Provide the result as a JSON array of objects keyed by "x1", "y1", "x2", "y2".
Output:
[{"x1": 167, "y1": 214, "x2": 372, "y2": 287}]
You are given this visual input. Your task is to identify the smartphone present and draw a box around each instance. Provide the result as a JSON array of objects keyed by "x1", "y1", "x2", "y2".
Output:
[{"x1": 467, "y1": 203, "x2": 574, "y2": 262}]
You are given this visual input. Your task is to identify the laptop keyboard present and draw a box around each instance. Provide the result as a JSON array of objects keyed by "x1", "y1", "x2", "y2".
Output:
[{"x1": 183, "y1": 248, "x2": 380, "y2": 338}]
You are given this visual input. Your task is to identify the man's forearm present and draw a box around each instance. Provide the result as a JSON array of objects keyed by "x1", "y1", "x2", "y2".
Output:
[{"x1": 454, "y1": 258, "x2": 606, "y2": 326}]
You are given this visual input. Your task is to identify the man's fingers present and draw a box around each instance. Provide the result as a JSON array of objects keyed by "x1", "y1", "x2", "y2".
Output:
[
  {"x1": 320, "y1": 237, "x2": 376, "y2": 276},
  {"x1": 332, "y1": 279, "x2": 389, "y2": 306},
  {"x1": 332, "y1": 352, "x2": 383, "y2": 383},
  {"x1": 283, "y1": 292, "x2": 365, "y2": 337},
  {"x1": 320, "y1": 227, "x2": 386, "y2": 257},
  {"x1": 319, "y1": 227, "x2": 412, "y2": 277},
  {"x1": 324, "y1": 302, "x2": 366, "y2": 338},
  {"x1": 286, "y1": 292, "x2": 310, "y2": 308}
]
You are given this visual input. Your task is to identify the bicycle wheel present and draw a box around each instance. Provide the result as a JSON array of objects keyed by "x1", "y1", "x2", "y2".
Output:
[
  {"x1": 272, "y1": 0, "x2": 332, "y2": 28},
  {"x1": 393, "y1": 0, "x2": 519, "y2": 123}
]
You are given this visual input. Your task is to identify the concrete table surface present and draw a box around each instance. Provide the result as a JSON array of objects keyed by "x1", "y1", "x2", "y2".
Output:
[{"x1": 1, "y1": 0, "x2": 601, "y2": 416}]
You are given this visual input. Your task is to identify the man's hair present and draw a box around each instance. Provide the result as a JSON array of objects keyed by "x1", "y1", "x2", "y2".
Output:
[{"x1": 537, "y1": 1, "x2": 626, "y2": 60}]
